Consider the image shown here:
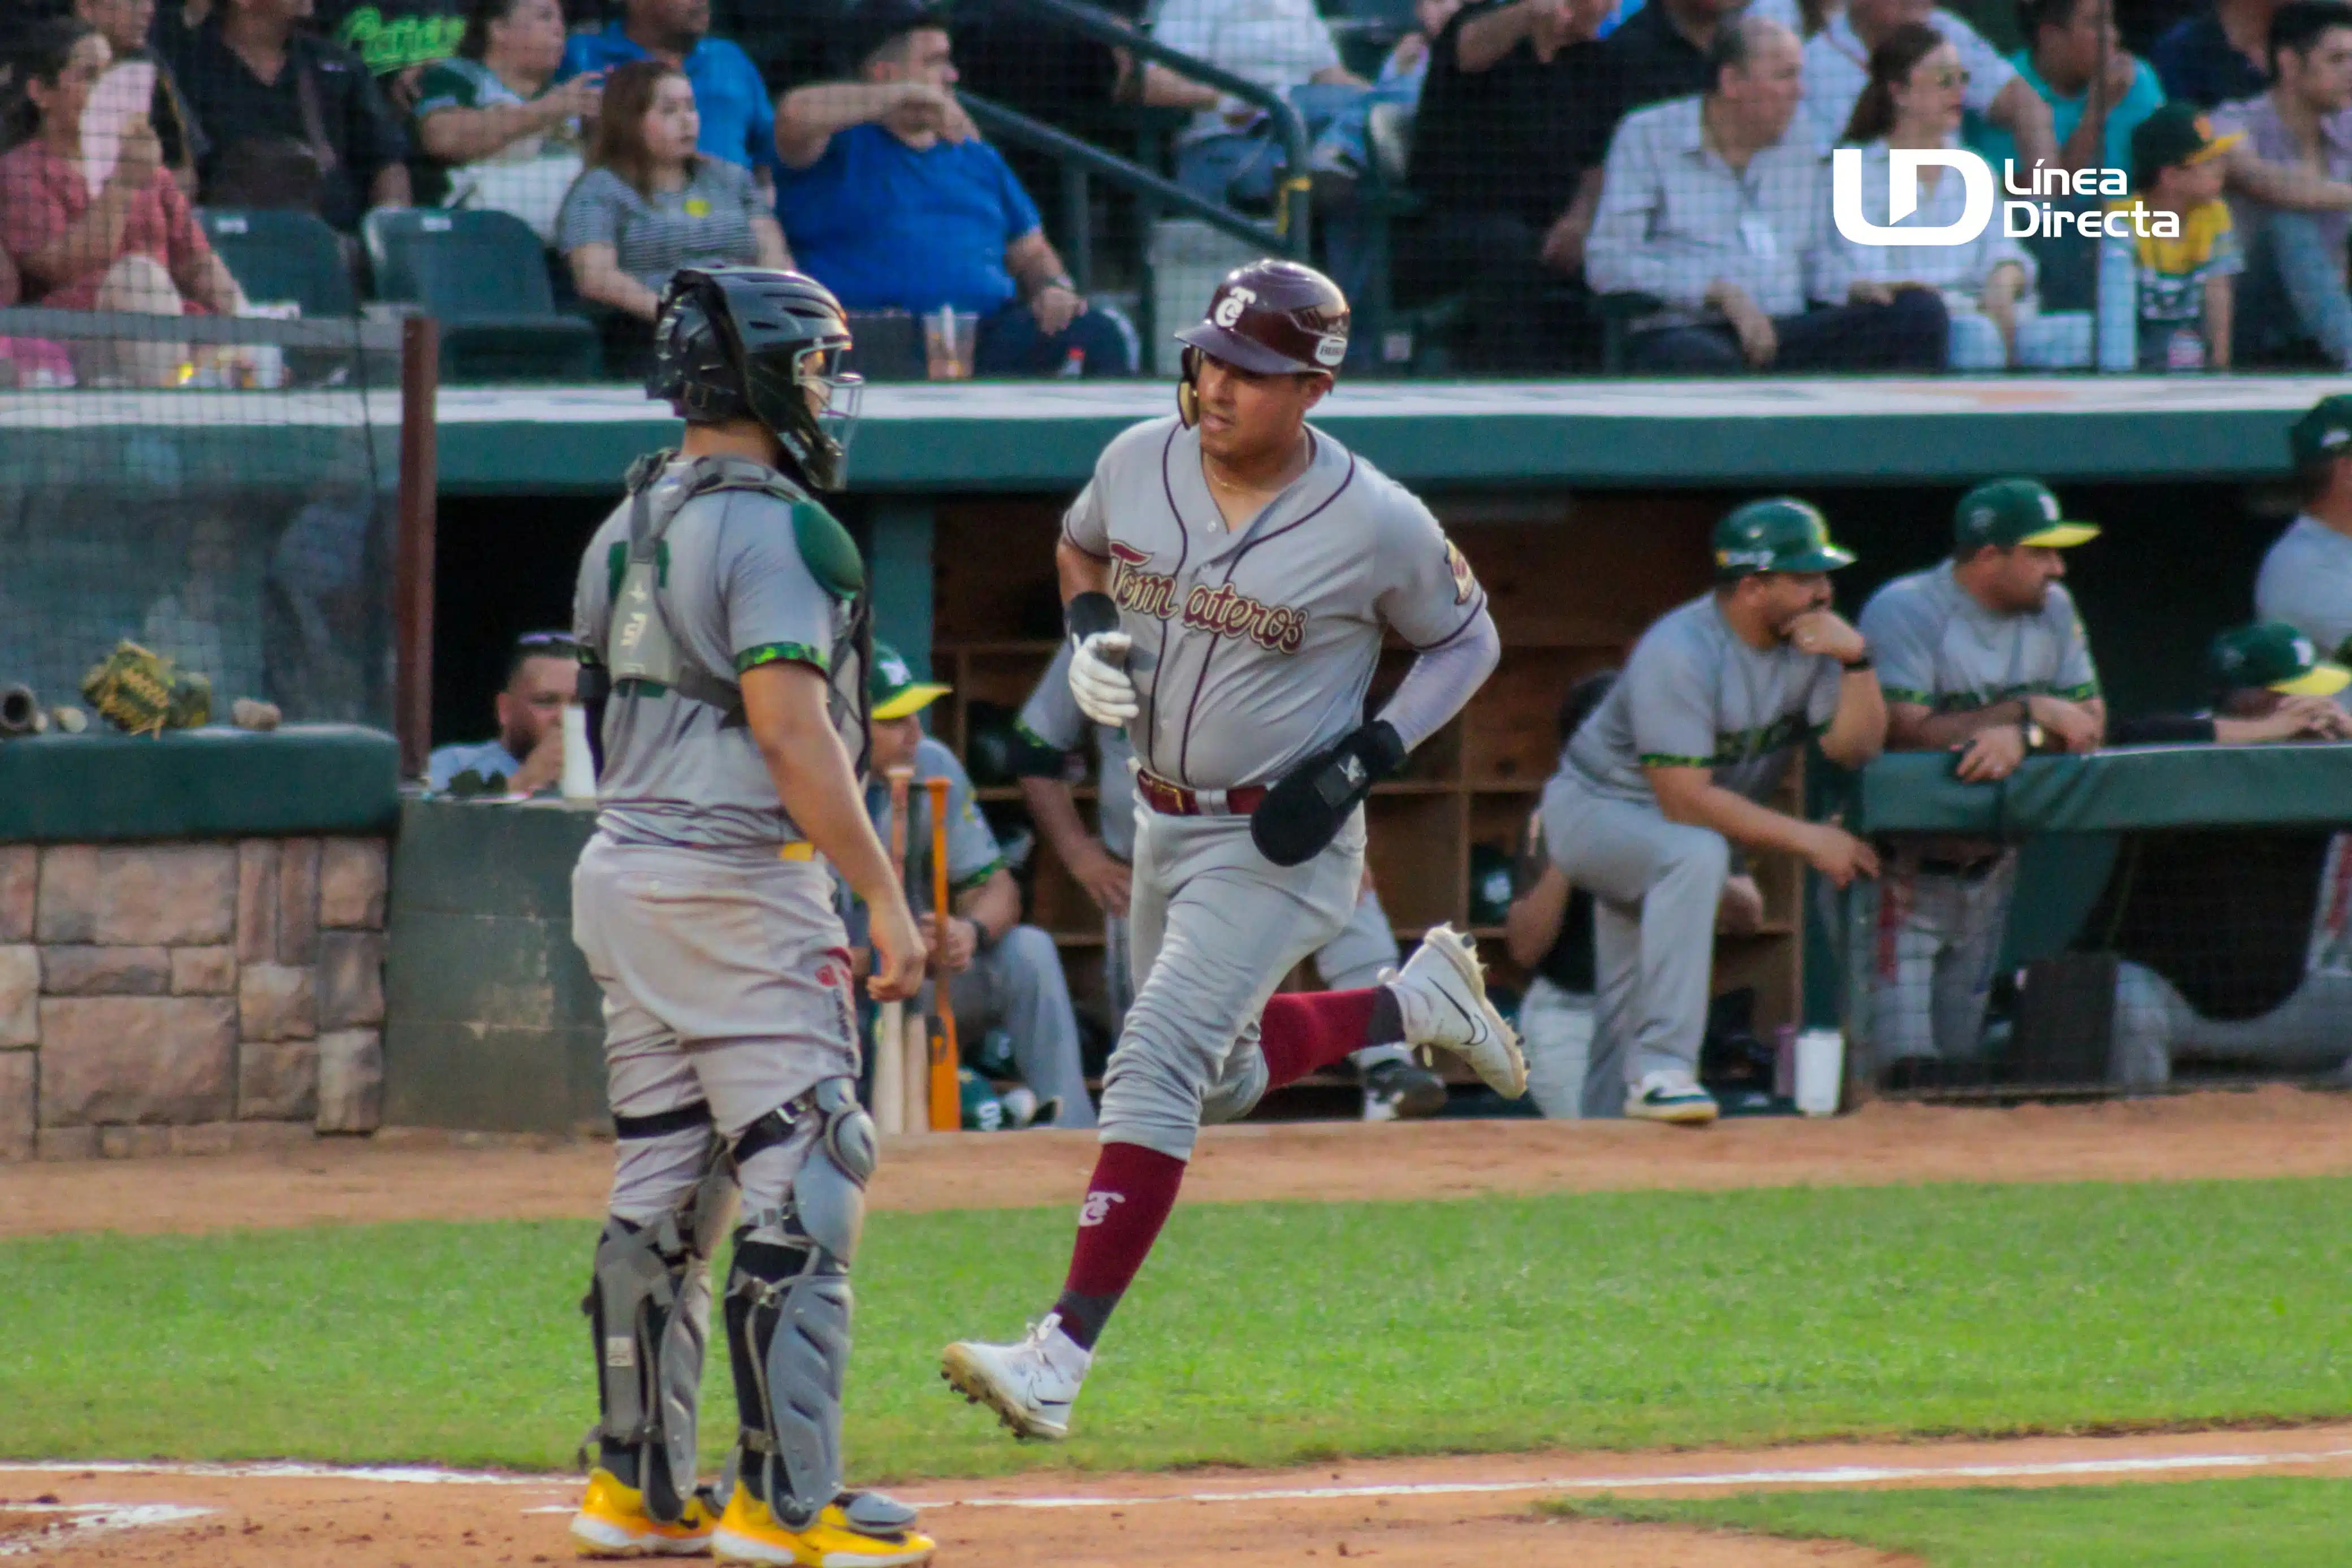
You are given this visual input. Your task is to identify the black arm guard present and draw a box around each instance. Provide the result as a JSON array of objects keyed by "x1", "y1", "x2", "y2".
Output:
[
  {"x1": 576, "y1": 660, "x2": 611, "y2": 781},
  {"x1": 1249, "y1": 721, "x2": 1407, "y2": 868},
  {"x1": 1066, "y1": 591, "x2": 1121, "y2": 643}
]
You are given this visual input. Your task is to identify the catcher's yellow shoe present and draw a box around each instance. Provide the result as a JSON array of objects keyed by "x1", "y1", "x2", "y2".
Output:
[
  {"x1": 570, "y1": 1467, "x2": 719, "y2": 1558},
  {"x1": 711, "y1": 1485, "x2": 936, "y2": 1567}
]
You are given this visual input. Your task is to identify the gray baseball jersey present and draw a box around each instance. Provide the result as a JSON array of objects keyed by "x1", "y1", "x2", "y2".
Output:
[
  {"x1": 1860, "y1": 562, "x2": 2100, "y2": 713},
  {"x1": 1564, "y1": 593, "x2": 1843, "y2": 807},
  {"x1": 1061, "y1": 415, "x2": 1489, "y2": 790},
  {"x1": 2256, "y1": 516, "x2": 2352, "y2": 664},
  {"x1": 1018, "y1": 641, "x2": 1138, "y2": 861},
  {"x1": 573, "y1": 464, "x2": 848, "y2": 850}
]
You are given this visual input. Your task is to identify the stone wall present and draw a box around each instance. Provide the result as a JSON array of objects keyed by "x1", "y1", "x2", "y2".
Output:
[{"x1": 0, "y1": 837, "x2": 388, "y2": 1160}]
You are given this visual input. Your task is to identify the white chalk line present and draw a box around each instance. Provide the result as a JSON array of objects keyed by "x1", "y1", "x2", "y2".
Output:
[
  {"x1": 0, "y1": 1460, "x2": 565, "y2": 1488},
  {"x1": 0, "y1": 1504, "x2": 213, "y2": 1558},
  {"x1": 895, "y1": 1444, "x2": 2352, "y2": 1511},
  {"x1": 9, "y1": 1442, "x2": 2352, "y2": 1527}
]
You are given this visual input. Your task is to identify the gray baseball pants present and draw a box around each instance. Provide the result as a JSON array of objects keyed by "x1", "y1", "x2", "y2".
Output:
[
  {"x1": 1864, "y1": 856, "x2": 2016, "y2": 1068},
  {"x1": 946, "y1": 924, "x2": 1098, "y2": 1127},
  {"x1": 1099, "y1": 804, "x2": 1365, "y2": 1159},
  {"x1": 2110, "y1": 961, "x2": 2352, "y2": 1088},
  {"x1": 1101, "y1": 874, "x2": 1404, "y2": 1076},
  {"x1": 1540, "y1": 778, "x2": 1730, "y2": 1095},
  {"x1": 1518, "y1": 975, "x2": 1600, "y2": 1118},
  {"x1": 572, "y1": 834, "x2": 854, "y2": 1218}
]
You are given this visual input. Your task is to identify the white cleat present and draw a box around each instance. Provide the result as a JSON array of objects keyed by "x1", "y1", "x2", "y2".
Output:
[
  {"x1": 1625, "y1": 1068, "x2": 1720, "y2": 1125},
  {"x1": 940, "y1": 1313, "x2": 1092, "y2": 1441},
  {"x1": 1382, "y1": 924, "x2": 1527, "y2": 1099}
]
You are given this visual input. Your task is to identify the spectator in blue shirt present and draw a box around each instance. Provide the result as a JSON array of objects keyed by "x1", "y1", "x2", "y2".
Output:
[
  {"x1": 557, "y1": 0, "x2": 776, "y2": 179},
  {"x1": 426, "y1": 631, "x2": 577, "y2": 793},
  {"x1": 774, "y1": 0, "x2": 1136, "y2": 376}
]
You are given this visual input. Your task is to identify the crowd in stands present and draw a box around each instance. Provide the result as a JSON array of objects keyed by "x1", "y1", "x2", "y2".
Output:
[{"x1": 8, "y1": 0, "x2": 2352, "y2": 379}]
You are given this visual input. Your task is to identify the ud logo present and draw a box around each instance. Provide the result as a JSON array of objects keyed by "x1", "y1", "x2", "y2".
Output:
[
  {"x1": 1078, "y1": 1190, "x2": 1126, "y2": 1227},
  {"x1": 1213, "y1": 286, "x2": 1257, "y2": 328}
]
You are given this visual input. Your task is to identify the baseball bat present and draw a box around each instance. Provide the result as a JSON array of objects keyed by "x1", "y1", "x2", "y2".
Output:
[
  {"x1": 926, "y1": 775, "x2": 961, "y2": 1131},
  {"x1": 872, "y1": 766, "x2": 915, "y2": 1136}
]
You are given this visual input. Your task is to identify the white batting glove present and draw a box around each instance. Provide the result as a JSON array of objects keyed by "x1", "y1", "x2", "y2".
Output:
[{"x1": 1070, "y1": 631, "x2": 1139, "y2": 726}]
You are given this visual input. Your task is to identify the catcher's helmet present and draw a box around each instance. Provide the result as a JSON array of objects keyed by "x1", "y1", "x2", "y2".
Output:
[
  {"x1": 649, "y1": 267, "x2": 863, "y2": 491},
  {"x1": 1175, "y1": 259, "x2": 1348, "y2": 426},
  {"x1": 1711, "y1": 498, "x2": 1858, "y2": 581}
]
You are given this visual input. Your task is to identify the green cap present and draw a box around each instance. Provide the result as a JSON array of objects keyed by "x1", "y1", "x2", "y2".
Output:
[
  {"x1": 2210, "y1": 621, "x2": 2352, "y2": 696},
  {"x1": 2129, "y1": 102, "x2": 2244, "y2": 188},
  {"x1": 1711, "y1": 498, "x2": 1857, "y2": 579},
  {"x1": 868, "y1": 640, "x2": 951, "y2": 720},
  {"x1": 1954, "y1": 478, "x2": 2100, "y2": 552},
  {"x1": 2289, "y1": 394, "x2": 2352, "y2": 469}
]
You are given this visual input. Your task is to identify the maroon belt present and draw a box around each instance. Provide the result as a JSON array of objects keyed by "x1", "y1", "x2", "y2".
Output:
[{"x1": 1136, "y1": 769, "x2": 1267, "y2": 817}]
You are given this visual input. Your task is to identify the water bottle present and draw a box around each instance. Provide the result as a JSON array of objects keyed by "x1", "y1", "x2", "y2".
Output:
[{"x1": 2094, "y1": 233, "x2": 2138, "y2": 374}]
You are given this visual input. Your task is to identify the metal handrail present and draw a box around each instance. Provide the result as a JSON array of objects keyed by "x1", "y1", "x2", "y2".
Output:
[
  {"x1": 986, "y1": 0, "x2": 1314, "y2": 251},
  {"x1": 958, "y1": 93, "x2": 1290, "y2": 259}
]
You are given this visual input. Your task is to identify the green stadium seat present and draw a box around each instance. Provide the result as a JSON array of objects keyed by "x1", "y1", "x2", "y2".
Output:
[
  {"x1": 199, "y1": 209, "x2": 358, "y2": 318},
  {"x1": 361, "y1": 209, "x2": 599, "y2": 383}
]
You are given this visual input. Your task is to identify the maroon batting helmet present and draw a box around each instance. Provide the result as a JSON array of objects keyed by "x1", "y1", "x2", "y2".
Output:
[{"x1": 1177, "y1": 259, "x2": 1350, "y2": 377}]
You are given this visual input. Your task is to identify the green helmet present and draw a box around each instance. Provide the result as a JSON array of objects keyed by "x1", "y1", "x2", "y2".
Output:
[{"x1": 1712, "y1": 498, "x2": 1857, "y2": 581}]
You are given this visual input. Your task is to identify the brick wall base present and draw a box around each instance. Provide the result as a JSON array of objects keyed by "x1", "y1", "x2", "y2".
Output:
[{"x1": 0, "y1": 837, "x2": 388, "y2": 1160}]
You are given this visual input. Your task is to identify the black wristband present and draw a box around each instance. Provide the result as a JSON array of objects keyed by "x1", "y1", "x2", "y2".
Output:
[
  {"x1": 1841, "y1": 653, "x2": 1874, "y2": 672},
  {"x1": 1066, "y1": 591, "x2": 1120, "y2": 642}
]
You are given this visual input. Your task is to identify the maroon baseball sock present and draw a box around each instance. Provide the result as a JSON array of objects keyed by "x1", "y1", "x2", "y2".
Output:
[
  {"x1": 1050, "y1": 1141, "x2": 1188, "y2": 1350},
  {"x1": 1257, "y1": 988, "x2": 1404, "y2": 1089}
]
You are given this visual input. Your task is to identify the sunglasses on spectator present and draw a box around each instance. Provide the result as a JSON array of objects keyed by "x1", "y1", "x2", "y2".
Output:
[{"x1": 514, "y1": 631, "x2": 579, "y2": 656}]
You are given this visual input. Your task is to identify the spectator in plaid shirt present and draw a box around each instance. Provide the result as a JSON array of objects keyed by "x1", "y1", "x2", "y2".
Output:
[{"x1": 1586, "y1": 13, "x2": 1948, "y2": 371}]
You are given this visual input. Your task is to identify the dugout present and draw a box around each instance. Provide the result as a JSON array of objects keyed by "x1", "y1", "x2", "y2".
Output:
[
  {"x1": 7, "y1": 371, "x2": 2349, "y2": 1140},
  {"x1": 1845, "y1": 746, "x2": 2352, "y2": 1102}
]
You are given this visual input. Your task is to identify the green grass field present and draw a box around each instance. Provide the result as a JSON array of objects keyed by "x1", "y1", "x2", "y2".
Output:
[
  {"x1": 1560, "y1": 1478, "x2": 2352, "y2": 1566},
  {"x1": 4, "y1": 1176, "x2": 2347, "y2": 1482}
]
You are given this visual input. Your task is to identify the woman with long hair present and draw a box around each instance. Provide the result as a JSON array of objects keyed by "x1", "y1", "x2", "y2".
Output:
[
  {"x1": 554, "y1": 60, "x2": 788, "y2": 369},
  {"x1": 412, "y1": 0, "x2": 603, "y2": 240},
  {"x1": 0, "y1": 16, "x2": 245, "y2": 384},
  {"x1": 1821, "y1": 23, "x2": 2090, "y2": 369}
]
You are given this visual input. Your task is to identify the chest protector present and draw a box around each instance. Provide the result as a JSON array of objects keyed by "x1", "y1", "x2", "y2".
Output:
[{"x1": 583, "y1": 451, "x2": 874, "y2": 779}]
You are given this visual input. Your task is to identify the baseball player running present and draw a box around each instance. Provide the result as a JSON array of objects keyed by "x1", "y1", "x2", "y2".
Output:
[
  {"x1": 939, "y1": 260, "x2": 1524, "y2": 1441},
  {"x1": 1017, "y1": 644, "x2": 1454, "y2": 1119},
  {"x1": 2258, "y1": 395, "x2": 2352, "y2": 667},
  {"x1": 1857, "y1": 478, "x2": 2103, "y2": 1081},
  {"x1": 566, "y1": 268, "x2": 934, "y2": 1565},
  {"x1": 1541, "y1": 499, "x2": 1886, "y2": 1125}
]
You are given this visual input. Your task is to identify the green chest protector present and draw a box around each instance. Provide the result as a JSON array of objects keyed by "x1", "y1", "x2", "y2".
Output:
[{"x1": 578, "y1": 451, "x2": 871, "y2": 772}]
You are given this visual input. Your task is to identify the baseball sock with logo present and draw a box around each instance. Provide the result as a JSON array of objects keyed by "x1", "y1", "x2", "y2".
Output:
[
  {"x1": 1257, "y1": 988, "x2": 1404, "y2": 1088},
  {"x1": 1050, "y1": 1141, "x2": 1187, "y2": 1350}
]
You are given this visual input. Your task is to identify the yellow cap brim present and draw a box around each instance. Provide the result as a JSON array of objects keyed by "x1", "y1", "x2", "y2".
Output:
[
  {"x1": 2271, "y1": 661, "x2": 2351, "y2": 696},
  {"x1": 872, "y1": 683, "x2": 951, "y2": 720},
  {"x1": 2017, "y1": 522, "x2": 2101, "y2": 548},
  {"x1": 2186, "y1": 130, "x2": 2246, "y2": 165}
]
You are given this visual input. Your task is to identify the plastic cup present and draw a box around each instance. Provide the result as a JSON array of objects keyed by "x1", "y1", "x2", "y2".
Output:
[
  {"x1": 1793, "y1": 1028, "x2": 1844, "y2": 1117},
  {"x1": 923, "y1": 306, "x2": 976, "y2": 380}
]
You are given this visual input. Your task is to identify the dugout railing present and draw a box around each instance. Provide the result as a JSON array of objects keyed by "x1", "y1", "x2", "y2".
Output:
[{"x1": 1843, "y1": 744, "x2": 2352, "y2": 1103}]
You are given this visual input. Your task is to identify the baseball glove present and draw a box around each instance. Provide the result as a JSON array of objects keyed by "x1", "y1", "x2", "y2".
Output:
[
  {"x1": 82, "y1": 641, "x2": 210, "y2": 737},
  {"x1": 1250, "y1": 720, "x2": 1407, "y2": 868}
]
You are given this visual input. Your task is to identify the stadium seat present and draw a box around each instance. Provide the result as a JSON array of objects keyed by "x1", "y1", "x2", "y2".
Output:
[
  {"x1": 200, "y1": 209, "x2": 358, "y2": 318},
  {"x1": 360, "y1": 209, "x2": 599, "y2": 383}
]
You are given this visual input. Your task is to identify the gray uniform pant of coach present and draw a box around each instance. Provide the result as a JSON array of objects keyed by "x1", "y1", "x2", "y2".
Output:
[
  {"x1": 1540, "y1": 779, "x2": 1729, "y2": 1102},
  {"x1": 1860, "y1": 856, "x2": 2017, "y2": 1068},
  {"x1": 572, "y1": 836, "x2": 853, "y2": 1217},
  {"x1": 1101, "y1": 803, "x2": 1364, "y2": 1160},
  {"x1": 2110, "y1": 963, "x2": 2352, "y2": 1088},
  {"x1": 944, "y1": 925, "x2": 1097, "y2": 1128}
]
